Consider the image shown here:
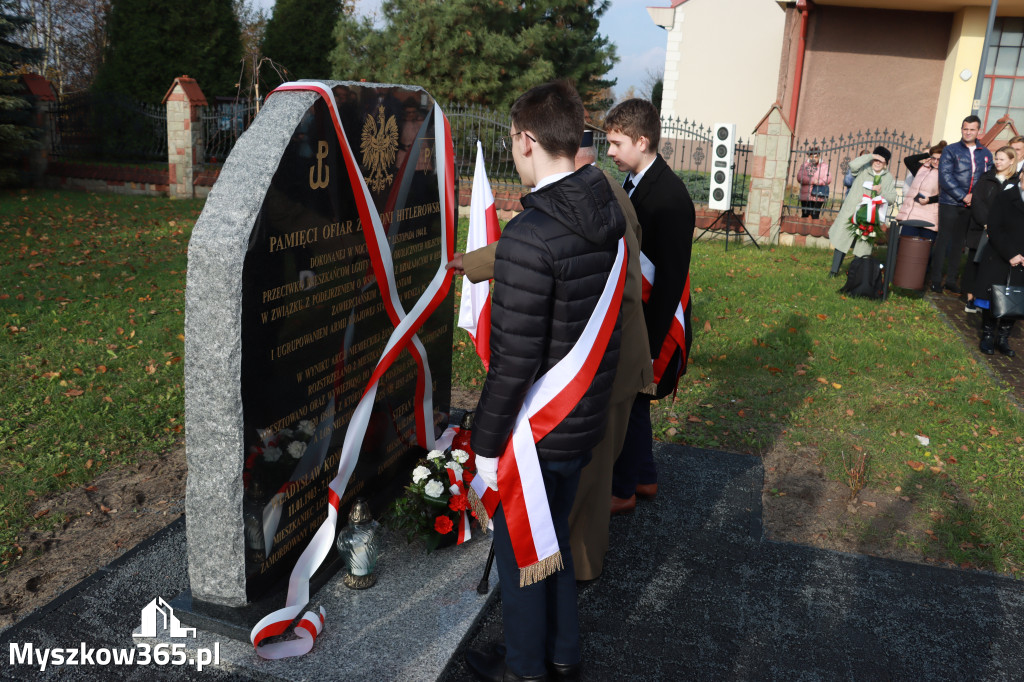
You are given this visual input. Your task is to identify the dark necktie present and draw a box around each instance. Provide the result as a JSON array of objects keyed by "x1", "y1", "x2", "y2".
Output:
[{"x1": 623, "y1": 177, "x2": 634, "y2": 193}]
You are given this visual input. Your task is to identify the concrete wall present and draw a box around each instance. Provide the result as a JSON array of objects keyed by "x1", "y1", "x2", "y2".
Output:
[{"x1": 652, "y1": 0, "x2": 785, "y2": 135}]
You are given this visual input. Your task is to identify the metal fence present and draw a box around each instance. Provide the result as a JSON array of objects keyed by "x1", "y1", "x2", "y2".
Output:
[
  {"x1": 200, "y1": 99, "x2": 262, "y2": 165},
  {"x1": 445, "y1": 105, "x2": 750, "y2": 206},
  {"x1": 47, "y1": 91, "x2": 168, "y2": 162},
  {"x1": 785, "y1": 130, "x2": 927, "y2": 221},
  {"x1": 657, "y1": 117, "x2": 752, "y2": 208},
  {"x1": 46, "y1": 93, "x2": 753, "y2": 207}
]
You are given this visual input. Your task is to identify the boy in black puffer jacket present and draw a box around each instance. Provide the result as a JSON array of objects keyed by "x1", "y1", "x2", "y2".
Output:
[{"x1": 465, "y1": 81, "x2": 627, "y2": 682}]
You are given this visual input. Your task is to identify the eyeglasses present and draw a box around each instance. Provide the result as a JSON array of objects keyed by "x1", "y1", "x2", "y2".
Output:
[{"x1": 501, "y1": 131, "x2": 536, "y2": 151}]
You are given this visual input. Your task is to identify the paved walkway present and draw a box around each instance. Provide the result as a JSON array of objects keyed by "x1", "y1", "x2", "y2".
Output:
[{"x1": 929, "y1": 290, "x2": 1024, "y2": 404}]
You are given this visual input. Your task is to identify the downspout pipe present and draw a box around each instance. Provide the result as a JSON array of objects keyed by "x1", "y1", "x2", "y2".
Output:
[
  {"x1": 972, "y1": 0, "x2": 999, "y2": 118},
  {"x1": 789, "y1": 0, "x2": 810, "y2": 131}
]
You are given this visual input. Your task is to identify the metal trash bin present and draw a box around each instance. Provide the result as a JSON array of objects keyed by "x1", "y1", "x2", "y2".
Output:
[{"x1": 892, "y1": 235, "x2": 931, "y2": 290}]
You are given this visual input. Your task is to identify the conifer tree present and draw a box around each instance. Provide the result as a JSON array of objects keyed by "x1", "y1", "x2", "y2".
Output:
[
  {"x1": 261, "y1": 0, "x2": 347, "y2": 86},
  {"x1": 329, "y1": 0, "x2": 616, "y2": 115},
  {"x1": 0, "y1": 0, "x2": 43, "y2": 185},
  {"x1": 95, "y1": 0, "x2": 242, "y2": 103}
]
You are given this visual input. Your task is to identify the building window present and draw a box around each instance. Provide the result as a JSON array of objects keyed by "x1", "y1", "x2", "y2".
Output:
[{"x1": 980, "y1": 18, "x2": 1024, "y2": 130}]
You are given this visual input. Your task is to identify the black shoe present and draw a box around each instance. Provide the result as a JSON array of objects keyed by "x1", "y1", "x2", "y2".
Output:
[
  {"x1": 997, "y1": 322, "x2": 1016, "y2": 357},
  {"x1": 548, "y1": 661, "x2": 582, "y2": 681},
  {"x1": 491, "y1": 643, "x2": 577, "y2": 681},
  {"x1": 965, "y1": 301, "x2": 979, "y2": 314},
  {"x1": 944, "y1": 283, "x2": 961, "y2": 294},
  {"x1": 466, "y1": 647, "x2": 548, "y2": 682},
  {"x1": 828, "y1": 271, "x2": 839, "y2": 279}
]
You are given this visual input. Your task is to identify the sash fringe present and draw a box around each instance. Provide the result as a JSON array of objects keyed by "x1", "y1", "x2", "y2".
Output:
[
  {"x1": 467, "y1": 486, "x2": 491, "y2": 532},
  {"x1": 519, "y1": 550, "x2": 563, "y2": 587}
]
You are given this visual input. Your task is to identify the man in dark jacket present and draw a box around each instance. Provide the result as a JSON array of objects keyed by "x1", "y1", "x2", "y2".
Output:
[
  {"x1": 604, "y1": 98, "x2": 695, "y2": 515},
  {"x1": 932, "y1": 115, "x2": 993, "y2": 293},
  {"x1": 464, "y1": 81, "x2": 627, "y2": 682}
]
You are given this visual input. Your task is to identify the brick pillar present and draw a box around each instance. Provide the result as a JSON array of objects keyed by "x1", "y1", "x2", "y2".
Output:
[
  {"x1": 744, "y1": 105, "x2": 793, "y2": 244},
  {"x1": 162, "y1": 76, "x2": 207, "y2": 199}
]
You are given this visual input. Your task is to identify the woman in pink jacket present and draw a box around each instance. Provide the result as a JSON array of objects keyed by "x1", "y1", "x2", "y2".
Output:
[
  {"x1": 895, "y1": 141, "x2": 946, "y2": 240},
  {"x1": 797, "y1": 148, "x2": 831, "y2": 218}
]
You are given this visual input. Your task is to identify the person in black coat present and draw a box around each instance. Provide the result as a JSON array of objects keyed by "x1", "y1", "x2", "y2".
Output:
[
  {"x1": 465, "y1": 81, "x2": 626, "y2": 682},
  {"x1": 964, "y1": 146, "x2": 1018, "y2": 312},
  {"x1": 972, "y1": 174, "x2": 1024, "y2": 356},
  {"x1": 604, "y1": 98, "x2": 695, "y2": 514}
]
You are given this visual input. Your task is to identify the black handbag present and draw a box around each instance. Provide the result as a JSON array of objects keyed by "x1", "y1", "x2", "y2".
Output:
[
  {"x1": 811, "y1": 184, "x2": 829, "y2": 199},
  {"x1": 991, "y1": 267, "x2": 1024, "y2": 319}
]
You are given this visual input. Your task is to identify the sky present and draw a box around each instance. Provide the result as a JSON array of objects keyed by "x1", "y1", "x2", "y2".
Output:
[{"x1": 252, "y1": 0, "x2": 668, "y2": 100}]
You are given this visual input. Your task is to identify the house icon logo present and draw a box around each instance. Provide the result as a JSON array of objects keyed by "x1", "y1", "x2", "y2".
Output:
[{"x1": 133, "y1": 597, "x2": 197, "y2": 638}]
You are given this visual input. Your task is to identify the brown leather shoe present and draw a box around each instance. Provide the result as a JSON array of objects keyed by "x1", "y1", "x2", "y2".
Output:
[
  {"x1": 610, "y1": 494, "x2": 636, "y2": 515},
  {"x1": 635, "y1": 483, "x2": 658, "y2": 499}
]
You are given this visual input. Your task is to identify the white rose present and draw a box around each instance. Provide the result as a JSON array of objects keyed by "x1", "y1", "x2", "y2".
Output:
[
  {"x1": 278, "y1": 428, "x2": 294, "y2": 440},
  {"x1": 452, "y1": 449, "x2": 469, "y2": 464},
  {"x1": 287, "y1": 441, "x2": 306, "y2": 459},
  {"x1": 424, "y1": 479, "x2": 444, "y2": 498},
  {"x1": 426, "y1": 449, "x2": 444, "y2": 460},
  {"x1": 412, "y1": 465, "x2": 431, "y2": 484},
  {"x1": 445, "y1": 461, "x2": 463, "y2": 478},
  {"x1": 297, "y1": 419, "x2": 315, "y2": 438},
  {"x1": 263, "y1": 446, "x2": 283, "y2": 463}
]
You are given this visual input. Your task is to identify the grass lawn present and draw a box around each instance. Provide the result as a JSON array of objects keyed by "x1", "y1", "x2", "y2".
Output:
[
  {"x1": 0, "y1": 189, "x2": 203, "y2": 567},
  {"x1": 2, "y1": 189, "x2": 1022, "y2": 577}
]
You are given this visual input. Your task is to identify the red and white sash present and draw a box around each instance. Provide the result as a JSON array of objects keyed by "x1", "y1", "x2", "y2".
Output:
[
  {"x1": 249, "y1": 82, "x2": 455, "y2": 659},
  {"x1": 638, "y1": 251, "x2": 691, "y2": 386},
  {"x1": 470, "y1": 238, "x2": 627, "y2": 586}
]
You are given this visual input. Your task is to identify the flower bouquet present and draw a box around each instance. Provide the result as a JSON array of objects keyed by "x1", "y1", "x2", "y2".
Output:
[
  {"x1": 848, "y1": 174, "x2": 889, "y2": 243},
  {"x1": 388, "y1": 446, "x2": 487, "y2": 551}
]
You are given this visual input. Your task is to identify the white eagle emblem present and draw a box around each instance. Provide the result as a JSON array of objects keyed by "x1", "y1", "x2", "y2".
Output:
[{"x1": 361, "y1": 105, "x2": 399, "y2": 193}]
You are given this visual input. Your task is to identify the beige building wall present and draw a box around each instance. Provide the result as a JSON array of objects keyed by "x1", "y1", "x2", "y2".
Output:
[
  {"x1": 934, "y1": 6, "x2": 989, "y2": 142},
  {"x1": 649, "y1": 0, "x2": 785, "y2": 135}
]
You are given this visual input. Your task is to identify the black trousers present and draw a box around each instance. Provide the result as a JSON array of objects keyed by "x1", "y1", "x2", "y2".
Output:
[
  {"x1": 930, "y1": 204, "x2": 970, "y2": 287},
  {"x1": 611, "y1": 394, "x2": 657, "y2": 499}
]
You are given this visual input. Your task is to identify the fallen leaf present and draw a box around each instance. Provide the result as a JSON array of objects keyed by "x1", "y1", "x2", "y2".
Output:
[
  {"x1": 85, "y1": 459, "x2": 94, "y2": 469},
  {"x1": 817, "y1": 377, "x2": 828, "y2": 384},
  {"x1": 84, "y1": 485, "x2": 98, "y2": 492},
  {"x1": 703, "y1": 320, "x2": 712, "y2": 332},
  {"x1": 100, "y1": 504, "x2": 111, "y2": 513},
  {"x1": 816, "y1": 314, "x2": 827, "y2": 320},
  {"x1": 845, "y1": 409, "x2": 854, "y2": 416},
  {"x1": 33, "y1": 508, "x2": 50, "y2": 519},
  {"x1": 63, "y1": 389, "x2": 84, "y2": 397},
  {"x1": 831, "y1": 383, "x2": 842, "y2": 389},
  {"x1": 929, "y1": 466, "x2": 943, "y2": 474},
  {"x1": 96, "y1": 365, "x2": 107, "y2": 373},
  {"x1": 766, "y1": 366, "x2": 782, "y2": 374},
  {"x1": 861, "y1": 501, "x2": 876, "y2": 508},
  {"x1": 906, "y1": 460, "x2": 925, "y2": 472}
]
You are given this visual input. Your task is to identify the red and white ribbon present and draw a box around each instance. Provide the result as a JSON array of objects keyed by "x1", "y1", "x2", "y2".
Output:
[
  {"x1": 445, "y1": 468, "x2": 472, "y2": 545},
  {"x1": 638, "y1": 251, "x2": 691, "y2": 386},
  {"x1": 470, "y1": 238, "x2": 627, "y2": 586},
  {"x1": 858, "y1": 192, "x2": 888, "y2": 225},
  {"x1": 457, "y1": 141, "x2": 500, "y2": 369},
  {"x1": 250, "y1": 81, "x2": 455, "y2": 659}
]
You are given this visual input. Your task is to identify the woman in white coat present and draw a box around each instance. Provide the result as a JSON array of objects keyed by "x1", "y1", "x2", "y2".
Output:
[{"x1": 827, "y1": 146, "x2": 898, "y2": 277}]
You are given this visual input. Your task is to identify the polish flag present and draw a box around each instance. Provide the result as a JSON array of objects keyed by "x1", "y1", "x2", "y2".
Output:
[{"x1": 457, "y1": 141, "x2": 500, "y2": 369}]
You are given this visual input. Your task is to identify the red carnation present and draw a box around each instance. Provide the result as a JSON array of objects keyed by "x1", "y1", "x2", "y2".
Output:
[
  {"x1": 448, "y1": 493, "x2": 469, "y2": 512},
  {"x1": 434, "y1": 515, "x2": 454, "y2": 534}
]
